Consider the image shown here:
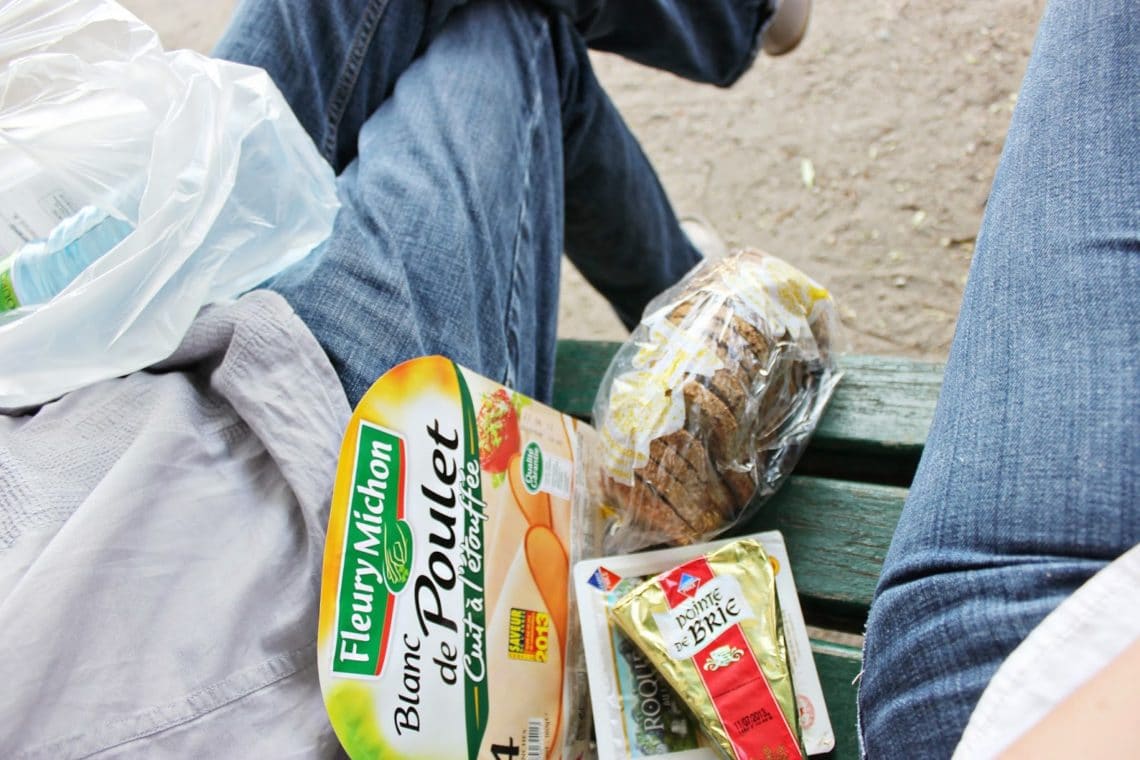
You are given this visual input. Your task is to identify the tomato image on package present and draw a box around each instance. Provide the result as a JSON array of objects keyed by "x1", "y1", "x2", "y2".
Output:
[{"x1": 317, "y1": 356, "x2": 582, "y2": 759}]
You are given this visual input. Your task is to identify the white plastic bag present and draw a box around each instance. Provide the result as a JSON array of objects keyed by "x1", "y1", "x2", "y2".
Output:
[{"x1": 0, "y1": 0, "x2": 339, "y2": 408}]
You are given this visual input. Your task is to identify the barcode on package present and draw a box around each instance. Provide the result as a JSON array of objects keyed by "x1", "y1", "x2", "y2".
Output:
[{"x1": 526, "y1": 718, "x2": 545, "y2": 760}]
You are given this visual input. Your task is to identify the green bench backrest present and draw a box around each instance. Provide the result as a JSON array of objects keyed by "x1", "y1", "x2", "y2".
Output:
[{"x1": 552, "y1": 339, "x2": 944, "y2": 759}]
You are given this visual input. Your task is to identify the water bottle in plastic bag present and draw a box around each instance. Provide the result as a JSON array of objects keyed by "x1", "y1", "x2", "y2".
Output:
[
  {"x1": 1, "y1": 207, "x2": 132, "y2": 313},
  {"x1": 0, "y1": 0, "x2": 340, "y2": 408}
]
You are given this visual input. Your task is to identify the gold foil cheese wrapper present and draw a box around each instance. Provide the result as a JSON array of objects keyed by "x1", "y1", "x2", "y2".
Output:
[{"x1": 608, "y1": 539, "x2": 802, "y2": 760}]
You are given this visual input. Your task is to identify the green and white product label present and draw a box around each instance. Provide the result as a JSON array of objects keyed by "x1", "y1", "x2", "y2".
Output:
[
  {"x1": 319, "y1": 357, "x2": 580, "y2": 760},
  {"x1": 331, "y1": 421, "x2": 413, "y2": 677},
  {"x1": 521, "y1": 441, "x2": 573, "y2": 501}
]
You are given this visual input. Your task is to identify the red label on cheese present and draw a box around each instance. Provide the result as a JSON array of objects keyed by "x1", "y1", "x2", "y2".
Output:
[{"x1": 659, "y1": 558, "x2": 802, "y2": 760}]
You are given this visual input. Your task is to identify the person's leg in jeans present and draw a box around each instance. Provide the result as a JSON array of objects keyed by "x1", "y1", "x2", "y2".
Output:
[
  {"x1": 214, "y1": 0, "x2": 775, "y2": 367},
  {"x1": 545, "y1": 0, "x2": 776, "y2": 86},
  {"x1": 243, "y1": 0, "x2": 578, "y2": 405},
  {"x1": 558, "y1": 50, "x2": 701, "y2": 329},
  {"x1": 542, "y1": 0, "x2": 784, "y2": 327},
  {"x1": 859, "y1": 2, "x2": 1139, "y2": 756},
  {"x1": 545, "y1": 0, "x2": 779, "y2": 327}
]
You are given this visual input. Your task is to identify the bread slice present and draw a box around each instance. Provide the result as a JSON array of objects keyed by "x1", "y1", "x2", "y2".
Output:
[
  {"x1": 649, "y1": 430, "x2": 737, "y2": 519},
  {"x1": 637, "y1": 457, "x2": 722, "y2": 538},
  {"x1": 705, "y1": 367, "x2": 749, "y2": 421},
  {"x1": 682, "y1": 380, "x2": 737, "y2": 466},
  {"x1": 720, "y1": 466, "x2": 757, "y2": 508},
  {"x1": 606, "y1": 477, "x2": 698, "y2": 545}
]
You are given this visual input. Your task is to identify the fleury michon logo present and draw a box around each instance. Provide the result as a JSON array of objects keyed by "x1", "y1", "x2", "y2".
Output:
[{"x1": 332, "y1": 421, "x2": 413, "y2": 677}]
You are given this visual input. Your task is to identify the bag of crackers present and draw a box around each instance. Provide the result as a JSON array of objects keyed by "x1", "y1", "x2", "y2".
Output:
[{"x1": 590, "y1": 249, "x2": 840, "y2": 551}]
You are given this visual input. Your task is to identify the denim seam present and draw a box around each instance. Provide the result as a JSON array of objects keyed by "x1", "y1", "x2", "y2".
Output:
[
  {"x1": 503, "y1": 19, "x2": 551, "y2": 388},
  {"x1": 322, "y1": 0, "x2": 391, "y2": 164}
]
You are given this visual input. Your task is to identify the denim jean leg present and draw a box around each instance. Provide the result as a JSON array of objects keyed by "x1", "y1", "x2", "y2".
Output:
[
  {"x1": 553, "y1": 0, "x2": 775, "y2": 328},
  {"x1": 265, "y1": 0, "x2": 583, "y2": 406},
  {"x1": 218, "y1": 0, "x2": 776, "y2": 333},
  {"x1": 859, "y1": 2, "x2": 1140, "y2": 757},
  {"x1": 212, "y1": 0, "x2": 773, "y2": 178},
  {"x1": 214, "y1": 0, "x2": 466, "y2": 172},
  {"x1": 547, "y1": 0, "x2": 774, "y2": 86},
  {"x1": 557, "y1": 32, "x2": 702, "y2": 329}
]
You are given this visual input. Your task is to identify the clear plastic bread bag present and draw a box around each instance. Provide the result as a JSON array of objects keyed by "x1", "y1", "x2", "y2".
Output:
[{"x1": 588, "y1": 249, "x2": 842, "y2": 553}]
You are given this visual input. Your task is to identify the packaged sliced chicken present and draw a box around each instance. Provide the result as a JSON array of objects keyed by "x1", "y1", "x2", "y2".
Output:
[{"x1": 318, "y1": 356, "x2": 589, "y2": 759}]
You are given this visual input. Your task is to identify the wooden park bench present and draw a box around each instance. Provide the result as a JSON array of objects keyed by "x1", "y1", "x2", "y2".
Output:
[{"x1": 551, "y1": 339, "x2": 945, "y2": 759}]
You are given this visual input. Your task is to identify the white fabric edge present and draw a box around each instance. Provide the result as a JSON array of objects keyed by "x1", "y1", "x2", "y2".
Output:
[{"x1": 952, "y1": 543, "x2": 1140, "y2": 759}]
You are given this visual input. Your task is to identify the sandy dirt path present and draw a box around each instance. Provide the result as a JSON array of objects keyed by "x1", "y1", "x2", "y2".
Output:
[{"x1": 120, "y1": 0, "x2": 1046, "y2": 359}]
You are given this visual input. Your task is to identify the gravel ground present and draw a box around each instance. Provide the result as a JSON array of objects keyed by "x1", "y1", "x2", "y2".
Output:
[{"x1": 121, "y1": 0, "x2": 1047, "y2": 360}]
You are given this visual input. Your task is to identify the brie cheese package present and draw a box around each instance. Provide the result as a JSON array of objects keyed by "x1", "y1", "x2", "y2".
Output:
[{"x1": 575, "y1": 531, "x2": 834, "y2": 759}]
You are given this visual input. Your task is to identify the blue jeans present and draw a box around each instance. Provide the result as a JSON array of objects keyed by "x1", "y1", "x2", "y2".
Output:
[
  {"x1": 214, "y1": 0, "x2": 772, "y2": 406},
  {"x1": 859, "y1": 1, "x2": 1139, "y2": 756}
]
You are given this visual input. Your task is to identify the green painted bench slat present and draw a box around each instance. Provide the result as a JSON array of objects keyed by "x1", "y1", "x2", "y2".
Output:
[
  {"x1": 812, "y1": 355, "x2": 943, "y2": 454},
  {"x1": 810, "y1": 641, "x2": 863, "y2": 759},
  {"x1": 744, "y1": 475, "x2": 905, "y2": 632},
  {"x1": 550, "y1": 339, "x2": 622, "y2": 419},
  {"x1": 798, "y1": 354, "x2": 943, "y2": 486},
  {"x1": 552, "y1": 340, "x2": 941, "y2": 485}
]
